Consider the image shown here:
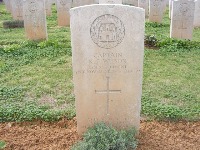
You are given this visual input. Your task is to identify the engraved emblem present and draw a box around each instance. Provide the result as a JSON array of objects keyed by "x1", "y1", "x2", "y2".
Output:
[
  {"x1": 28, "y1": 0, "x2": 38, "y2": 13},
  {"x1": 180, "y1": 3, "x2": 188, "y2": 16},
  {"x1": 60, "y1": 0, "x2": 67, "y2": 6},
  {"x1": 90, "y1": 14, "x2": 125, "y2": 49}
]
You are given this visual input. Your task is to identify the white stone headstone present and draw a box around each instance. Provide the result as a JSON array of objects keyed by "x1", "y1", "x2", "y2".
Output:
[
  {"x1": 194, "y1": 0, "x2": 200, "y2": 27},
  {"x1": 10, "y1": 0, "x2": 23, "y2": 20},
  {"x1": 138, "y1": 0, "x2": 149, "y2": 17},
  {"x1": 99, "y1": 0, "x2": 122, "y2": 4},
  {"x1": 73, "y1": 0, "x2": 94, "y2": 7},
  {"x1": 149, "y1": 0, "x2": 166, "y2": 23},
  {"x1": 3, "y1": 0, "x2": 12, "y2": 12},
  {"x1": 45, "y1": 0, "x2": 55, "y2": 16},
  {"x1": 23, "y1": 0, "x2": 48, "y2": 40},
  {"x1": 123, "y1": 0, "x2": 138, "y2": 6},
  {"x1": 56, "y1": 0, "x2": 72, "y2": 26},
  {"x1": 170, "y1": 0, "x2": 195, "y2": 40},
  {"x1": 70, "y1": 4, "x2": 145, "y2": 135},
  {"x1": 169, "y1": 0, "x2": 174, "y2": 19},
  {"x1": 94, "y1": 0, "x2": 99, "y2": 3}
]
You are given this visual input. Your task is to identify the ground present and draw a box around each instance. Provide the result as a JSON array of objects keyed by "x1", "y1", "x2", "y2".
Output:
[{"x1": 0, "y1": 119, "x2": 199, "y2": 150}]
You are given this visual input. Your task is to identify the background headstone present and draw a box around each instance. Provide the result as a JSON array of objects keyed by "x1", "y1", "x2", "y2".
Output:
[
  {"x1": 3, "y1": 0, "x2": 12, "y2": 12},
  {"x1": 149, "y1": 0, "x2": 166, "y2": 23},
  {"x1": 23, "y1": 0, "x2": 48, "y2": 40},
  {"x1": 123, "y1": 0, "x2": 138, "y2": 6},
  {"x1": 170, "y1": 0, "x2": 195, "y2": 40},
  {"x1": 70, "y1": 4, "x2": 145, "y2": 135},
  {"x1": 169, "y1": 0, "x2": 174, "y2": 19},
  {"x1": 99, "y1": 0, "x2": 122, "y2": 4},
  {"x1": 73, "y1": 0, "x2": 94, "y2": 7},
  {"x1": 138, "y1": 0, "x2": 149, "y2": 17},
  {"x1": 56, "y1": 0, "x2": 71, "y2": 26},
  {"x1": 94, "y1": 0, "x2": 99, "y2": 3},
  {"x1": 194, "y1": 0, "x2": 200, "y2": 27},
  {"x1": 45, "y1": 0, "x2": 55, "y2": 16},
  {"x1": 10, "y1": 0, "x2": 23, "y2": 20}
]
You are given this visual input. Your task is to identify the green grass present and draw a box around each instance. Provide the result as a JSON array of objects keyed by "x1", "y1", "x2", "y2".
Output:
[
  {"x1": 0, "y1": 141, "x2": 6, "y2": 149},
  {"x1": 0, "y1": 3, "x2": 199, "y2": 122}
]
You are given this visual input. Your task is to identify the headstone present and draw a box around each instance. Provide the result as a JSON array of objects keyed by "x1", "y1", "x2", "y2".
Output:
[
  {"x1": 138, "y1": 0, "x2": 149, "y2": 17},
  {"x1": 99, "y1": 0, "x2": 122, "y2": 4},
  {"x1": 10, "y1": 0, "x2": 23, "y2": 20},
  {"x1": 169, "y1": 0, "x2": 174, "y2": 19},
  {"x1": 23, "y1": 0, "x2": 48, "y2": 40},
  {"x1": 45, "y1": 0, "x2": 55, "y2": 16},
  {"x1": 3, "y1": 0, "x2": 12, "y2": 12},
  {"x1": 123, "y1": 0, "x2": 138, "y2": 6},
  {"x1": 70, "y1": 4, "x2": 145, "y2": 135},
  {"x1": 94, "y1": 0, "x2": 99, "y2": 4},
  {"x1": 164, "y1": 0, "x2": 168, "y2": 11},
  {"x1": 170, "y1": 0, "x2": 195, "y2": 40},
  {"x1": 149, "y1": 0, "x2": 166, "y2": 23},
  {"x1": 166, "y1": 0, "x2": 169, "y2": 6},
  {"x1": 56, "y1": 0, "x2": 72, "y2": 26},
  {"x1": 73, "y1": 0, "x2": 94, "y2": 7},
  {"x1": 194, "y1": 0, "x2": 200, "y2": 27}
]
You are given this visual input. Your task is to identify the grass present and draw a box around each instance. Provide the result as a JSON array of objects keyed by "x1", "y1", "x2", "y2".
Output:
[
  {"x1": 0, "y1": 141, "x2": 6, "y2": 149},
  {"x1": 0, "y1": 4, "x2": 199, "y2": 122}
]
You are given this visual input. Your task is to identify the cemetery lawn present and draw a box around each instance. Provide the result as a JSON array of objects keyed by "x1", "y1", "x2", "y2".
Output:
[
  {"x1": 0, "y1": 3, "x2": 200, "y2": 150},
  {"x1": 0, "y1": 4, "x2": 200, "y2": 123}
]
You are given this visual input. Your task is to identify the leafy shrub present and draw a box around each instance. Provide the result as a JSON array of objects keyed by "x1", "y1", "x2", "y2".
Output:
[
  {"x1": 157, "y1": 38, "x2": 200, "y2": 52},
  {"x1": 71, "y1": 123, "x2": 137, "y2": 150},
  {"x1": 145, "y1": 35, "x2": 158, "y2": 47},
  {"x1": 144, "y1": 35, "x2": 200, "y2": 51},
  {"x1": 3, "y1": 20, "x2": 24, "y2": 29}
]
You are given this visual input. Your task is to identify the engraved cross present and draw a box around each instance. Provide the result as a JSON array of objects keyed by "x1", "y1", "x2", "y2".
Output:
[{"x1": 95, "y1": 76, "x2": 121, "y2": 115}]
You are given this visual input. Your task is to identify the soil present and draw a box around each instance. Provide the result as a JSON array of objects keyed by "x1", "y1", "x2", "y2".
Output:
[{"x1": 0, "y1": 119, "x2": 199, "y2": 150}]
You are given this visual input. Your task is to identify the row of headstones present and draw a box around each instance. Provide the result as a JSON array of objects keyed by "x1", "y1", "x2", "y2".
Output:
[
  {"x1": 3, "y1": 0, "x2": 200, "y2": 40},
  {"x1": 101, "y1": 0, "x2": 200, "y2": 40}
]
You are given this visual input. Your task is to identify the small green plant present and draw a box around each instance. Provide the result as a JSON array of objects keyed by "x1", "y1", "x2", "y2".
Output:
[
  {"x1": 3, "y1": 20, "x2": 24, "y2": 29},
  {"x1": 71, "y1": 123, "x2": 138, "y2": 150},
  {"x1": 0, "y1": 141, "x2": 6, "y2": 149},
  {"x1": 145, "y1": 35, "x2": 158, "y2": 48}
]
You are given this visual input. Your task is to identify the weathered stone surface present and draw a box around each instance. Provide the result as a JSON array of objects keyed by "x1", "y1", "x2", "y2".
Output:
[
  {"x1": 56, "y1": 0, "x2": 72, "y2": 26},
  {"x1": 70, "y1": 4, "x2": 145, "y2": 135},
  {"x1": 3, "y1": 0, "x2": 12, "y2": 12},
  {"x1": 73, "y1": 0, "x2": 94, "y2": 7},
  {"x1": 99, "y1": 0, "x2": 122, "y2": 4},
  {"x1": 149, "y1": 0, "x2": 166, "y2": 23},
  {"x1": 169, "y1": 0, "x2": 174, "y2": 18},
  {"x1": 170, "y1": 0, "x2": 195, "y2": 40},
  {"x1": 10, "y1": 0, "x2": 23, "y2": 20},
  {"x1": 123, "y1": 0, "x2": 138, "y2": 6},
  {"x1": 23, "y1": 0, "x2": 48, "y2": 40},
  {"x1": 194, "y1": 0, "x2": 200, "y2": 27},
  {"x1": 138, "y1": 0, "x2": 149, "y2": 17},
  {"x1": 94, "y1": 0, "x2": 99, "y2": 3},
  {"x1": 45, "y1": 0, "x2": 55, "y2": 16}
]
